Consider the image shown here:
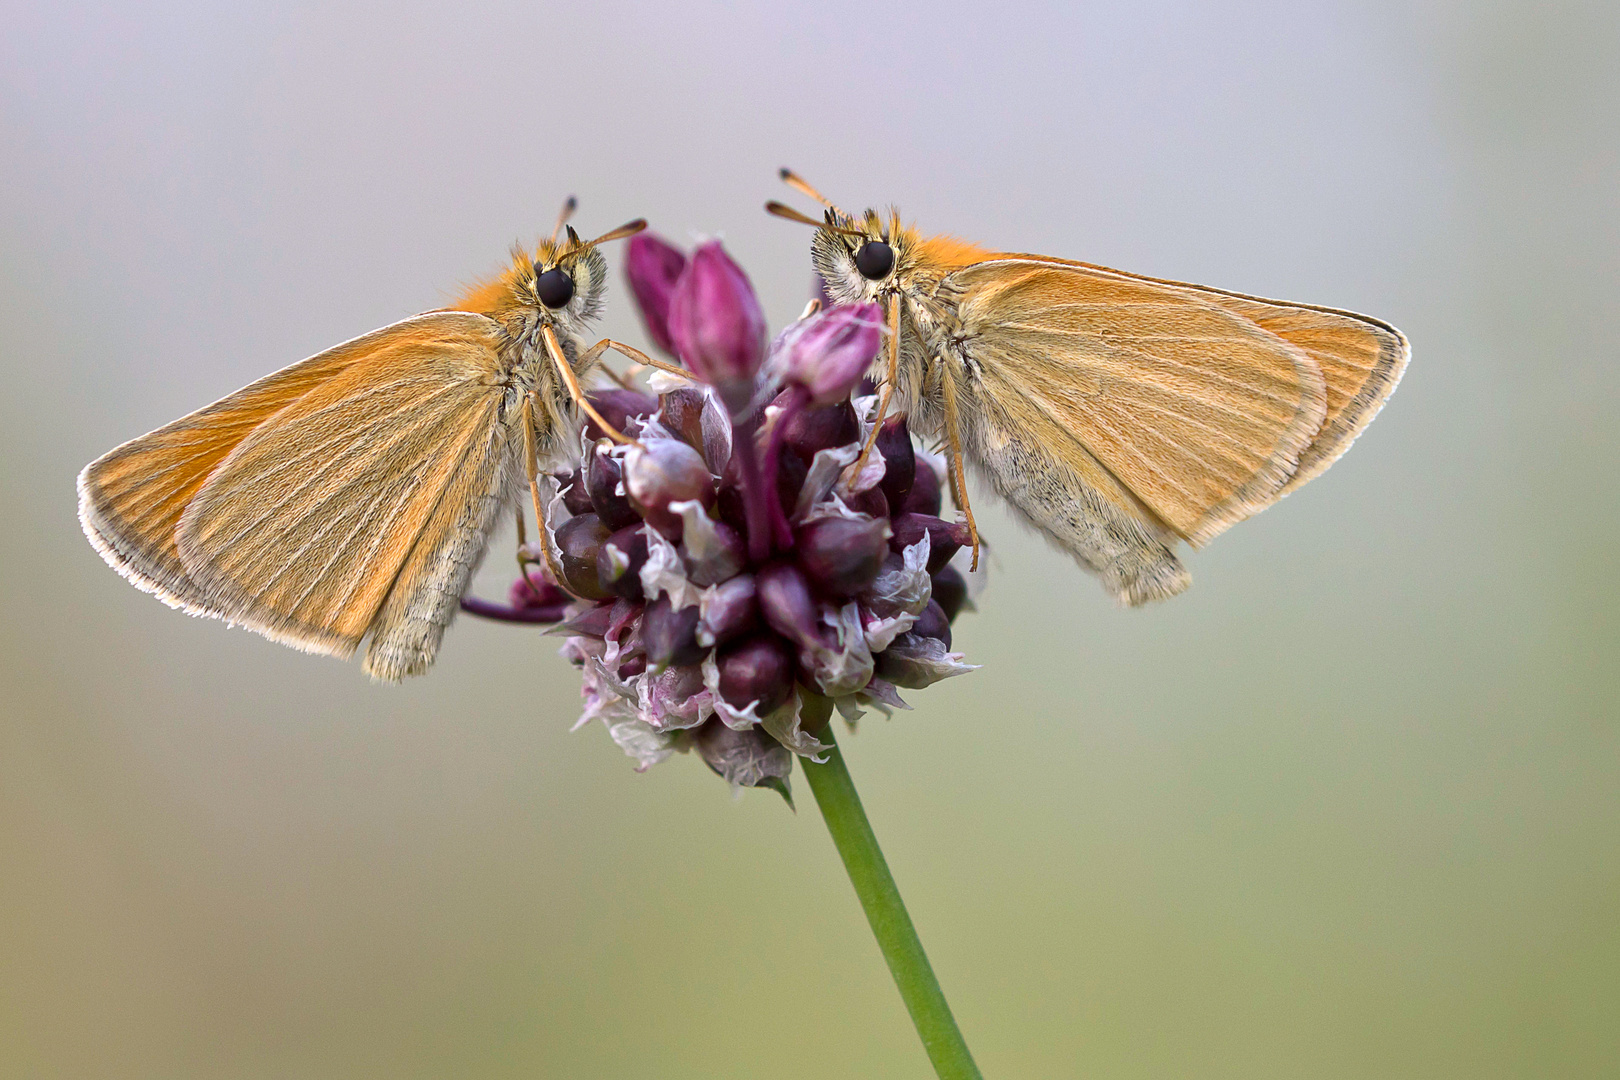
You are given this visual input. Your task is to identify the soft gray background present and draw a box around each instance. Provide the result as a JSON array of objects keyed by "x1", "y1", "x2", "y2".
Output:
[{"x1": 3, "y1": 2, "x2": 1616, "y2": 1077}]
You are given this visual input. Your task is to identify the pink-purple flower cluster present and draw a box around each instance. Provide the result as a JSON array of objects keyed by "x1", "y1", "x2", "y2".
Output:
[{"x1": 467, "y1": 234, "x2": 982, "y2": 799}]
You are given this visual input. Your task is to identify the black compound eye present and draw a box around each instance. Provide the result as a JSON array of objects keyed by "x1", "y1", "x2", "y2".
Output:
[
  {"x1": 534, "y1": 265, "x2": 575, "y2": 309},
  {"x1": 854, "y1": 239, "x2": 895, "y2": 280}
]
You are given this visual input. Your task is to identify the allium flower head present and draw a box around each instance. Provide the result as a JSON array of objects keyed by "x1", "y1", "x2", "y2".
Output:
[{"x1": 465, "y1": 241, "x2": 986, "y2": 801}]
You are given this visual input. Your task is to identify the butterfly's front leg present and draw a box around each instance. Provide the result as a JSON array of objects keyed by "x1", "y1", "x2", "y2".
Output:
[
  {"x1": 539, "y1": 326, "x2": 636, "y2": 444},
  {"x1": 518, "y1": 392, "x2": 575, "y2": 595},
  {"x1": 576, "y1": 337, "x2": 694, "y2": 384},
  {"x1": 855, "y1": 294, "x2": 904, "y2": 470},
  {"x1": 937, "y1": 358, "x2": 981, "y2": 571}
]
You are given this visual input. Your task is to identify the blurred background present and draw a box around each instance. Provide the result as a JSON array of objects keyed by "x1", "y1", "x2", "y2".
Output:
[{"x1": 3, "y1": 2, "x2": 1616, "y2": 1077}]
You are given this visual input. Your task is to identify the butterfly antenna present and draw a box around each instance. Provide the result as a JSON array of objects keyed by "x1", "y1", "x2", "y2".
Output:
[
  {"x1": 765, "y1": 200, "x2": 867, "y2": 238},
  {"x1": 548, "y1": 196, "x2": 578, "y2": 245},
  {"x1": 779, "y1": 168, "x2": 839, "y2": 209},
  {"x1": 584, "y1": 218, "x2": 648, "y2": 247}
]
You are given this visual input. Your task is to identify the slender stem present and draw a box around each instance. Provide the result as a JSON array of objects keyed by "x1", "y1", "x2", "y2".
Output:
[
  {"x1": 458, "y1": 596, "x2": 566, "y2": 624},
  {"x1": 760, "y1": 384, "x2": 808, "y2": 551},
  {"x1": 731, "y1": 410, "x2": 776, "y2": 564},
  {"x1": 802, "y1": 727, "x2": 983, "y2": 1080}
]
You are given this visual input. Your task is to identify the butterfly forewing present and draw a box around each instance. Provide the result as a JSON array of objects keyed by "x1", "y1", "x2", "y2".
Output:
[
  {"x1": 991, "y1": 254, "x2": 1409, "y2": 495},
  {"x1": 76, "y1": 326, "x2": 396, "y2": 608},
  {"x1": 172, "y1": 313, "x2": 510, "y2": 666},
  {"x1": 950, "y1": 260, "x2": 1328, "y2": 544},
  {"x1": 1194, "y1": 296, "x2": 1407, "y2": 492}
]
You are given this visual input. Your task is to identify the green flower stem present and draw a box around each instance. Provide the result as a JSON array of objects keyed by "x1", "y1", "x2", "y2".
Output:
[{"x1": 802, "y1": 726, "x2": 983, "y2": 1080}]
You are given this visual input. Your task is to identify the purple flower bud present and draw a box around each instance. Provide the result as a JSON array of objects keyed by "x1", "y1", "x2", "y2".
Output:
[
  {"x1": 902, "y1": 458, "x2": 943, "y2": 516},
  {"x1": 910, "y1": 598, "x2": 952, "y2": 649},
  {"x1": 508, "y1": 573, "x2": 570, "y2": 613},
  {"x1": 930, "y1": 565, "x2": 968, "y2": 623},
  {"x1": 875, "y1": 415, "x2": 915, "y2": 510},
  {"x1": 586, "y1": 447, "x2": 640, "y2": 530},
  {"x1": 667, "y1": 241, "x2": 767, "y2": 412},
  {"x1": 755, "y1": 562, "x2": 822, "y2": 648},
  {"x1": 795, "y1": 515, "x2": 893, "y2": 598},
  {"x1": 624, "y1": 232, "x2": 687, "y2": 357},
  {"x1": 642, "y1": 595, "x2": 705, "y2": 670},
  {"x1": 714, "y1": 634, "x2": 795, "y2": 716},
  {"x1": 617, "y1": 654, "x2": 648, "y2": 680},
  {"x1": 557, "y1": 468, "x2": 594, "y2": 516},
  {"x1": 623, "y1": 438, "x2": 714, "y2": 540},
  {"x1": 677, "y1": 509, "x2": 745, "y2": 587},
  {"x1": 559, "y1": 602, "x2": 615, "y2": 638},
  {"x1": 583, "y1": 389, "x2": 658, "y2": 443},
  {"x1": 694, "y1": 718, "x2": 793, "y2": 793},
  {"x1": 597, "y1": 525, "x2": 650, "y2": 600},
  {"x1": 697, "y1": 573, "x2": 759, "y2": 647},
  {"x1": 772, "y1": 303, "x2": 884, "y2": 406},
  {"x1": 658, "y1": 386, "x2": 710, "y2": 453},
  {"x1": 843, "y1": 485, "x2": 888, "y2": 519},
  {"x1": 780, "y1": 398, "x2": 860, "y2": 463},
  {"x1": 554, "y1": 514, "x2": 612, "y2": 600},
  {"x1": 890, "y1": 513, "x2": 970, "y2": 573}
]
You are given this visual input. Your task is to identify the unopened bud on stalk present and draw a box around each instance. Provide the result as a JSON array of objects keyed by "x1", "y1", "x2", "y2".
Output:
[
  {"x1": 508, "y1": 573, "x2": 569, "y2": 614},
  {"x1": 756, "y1": 561, "x2": 823, "y2": 648},
  {"x1": 930, "y1": 564, "x2": 968, "y2": 623},
  {"x1": 796, "y1": 516, "x2": 892, "y2": 598},
  {"x1": 667, "y1": 241, "x2": 766, "y2": 413},
  {"x1": 697, "y1": 573, "x2": 759, "y2": 647},
  {"x1": 597, "y1": 525, "x2": 650, "y2": 600},
  {"x1": 554, "y1": 514, "x2": 612, "y2": 600},
  {"x1": 911, "y1": 598, "x2": 952, "y2": 649},
  {"x1": 587, "y1": 449, "x2": 639, "y2": 530},
  {"x1": 780, "y1": 399, "x2": 860, "y2": 463},
  {"x1": 584, "y1": 390, "x2": 657, "y2": 443},
  {"x1": 557, "y1": 468, "x2": 594, "y2": 516},
  {"x1": 623, "y1": 438, "x2": 714, "y2": 540},
  {"x1": 642, "y1": 595, "x2": 705, "y2": 670},
  {"x1": 875, "y1": 415, "x2": 915, "y2": 509},
  {"x1": 771, "y1": 303, "x2": 885, "y2": 405},
  {"x1": 901, "y1": 457, "x2": 943, "y2": 516},
  {"x1": 889, "y1": 513, "x2": 971, "y2": 573},
  {"x1": 715, "y1": 635, "x2": 795, "y2": 716}
]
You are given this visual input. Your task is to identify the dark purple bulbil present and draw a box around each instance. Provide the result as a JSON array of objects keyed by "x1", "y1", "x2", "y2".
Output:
[{"x1": 463, "y1": 235, "x2": 980, "y2": 798}]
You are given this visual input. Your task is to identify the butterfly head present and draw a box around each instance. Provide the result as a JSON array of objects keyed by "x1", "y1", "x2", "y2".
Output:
[
  {"x1": 456, "y1": 211, "x2": 646, "y2": 335},
  {"x1": 767, "y1": 170, "x2": 984, "y2": 308}
]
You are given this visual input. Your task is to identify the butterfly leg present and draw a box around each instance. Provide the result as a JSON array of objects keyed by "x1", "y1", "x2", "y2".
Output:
[
  {"x1": 939, "y1": 365, "x2": 981, "y2": 571},
  {"x1": 854, "y1": 294, "x2": 903, "y2": 472},
  {"x1": 577, "y1": 336, "x2": 694, "y2": 384},
  {"x1": 519, "y1": 393, "x2": 574, "y2": 594},
  {"x1": 541, "y1": 325, "x2": 639, "y2": 445}
]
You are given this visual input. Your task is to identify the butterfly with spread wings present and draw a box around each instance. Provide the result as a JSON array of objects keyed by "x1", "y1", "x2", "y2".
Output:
[
  {"x1": 78, "y1": 206, "x2": 651, "y2": 680},
  {"x1": 769, "y1": 171, "x2": 1407, "y2": 605}
]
